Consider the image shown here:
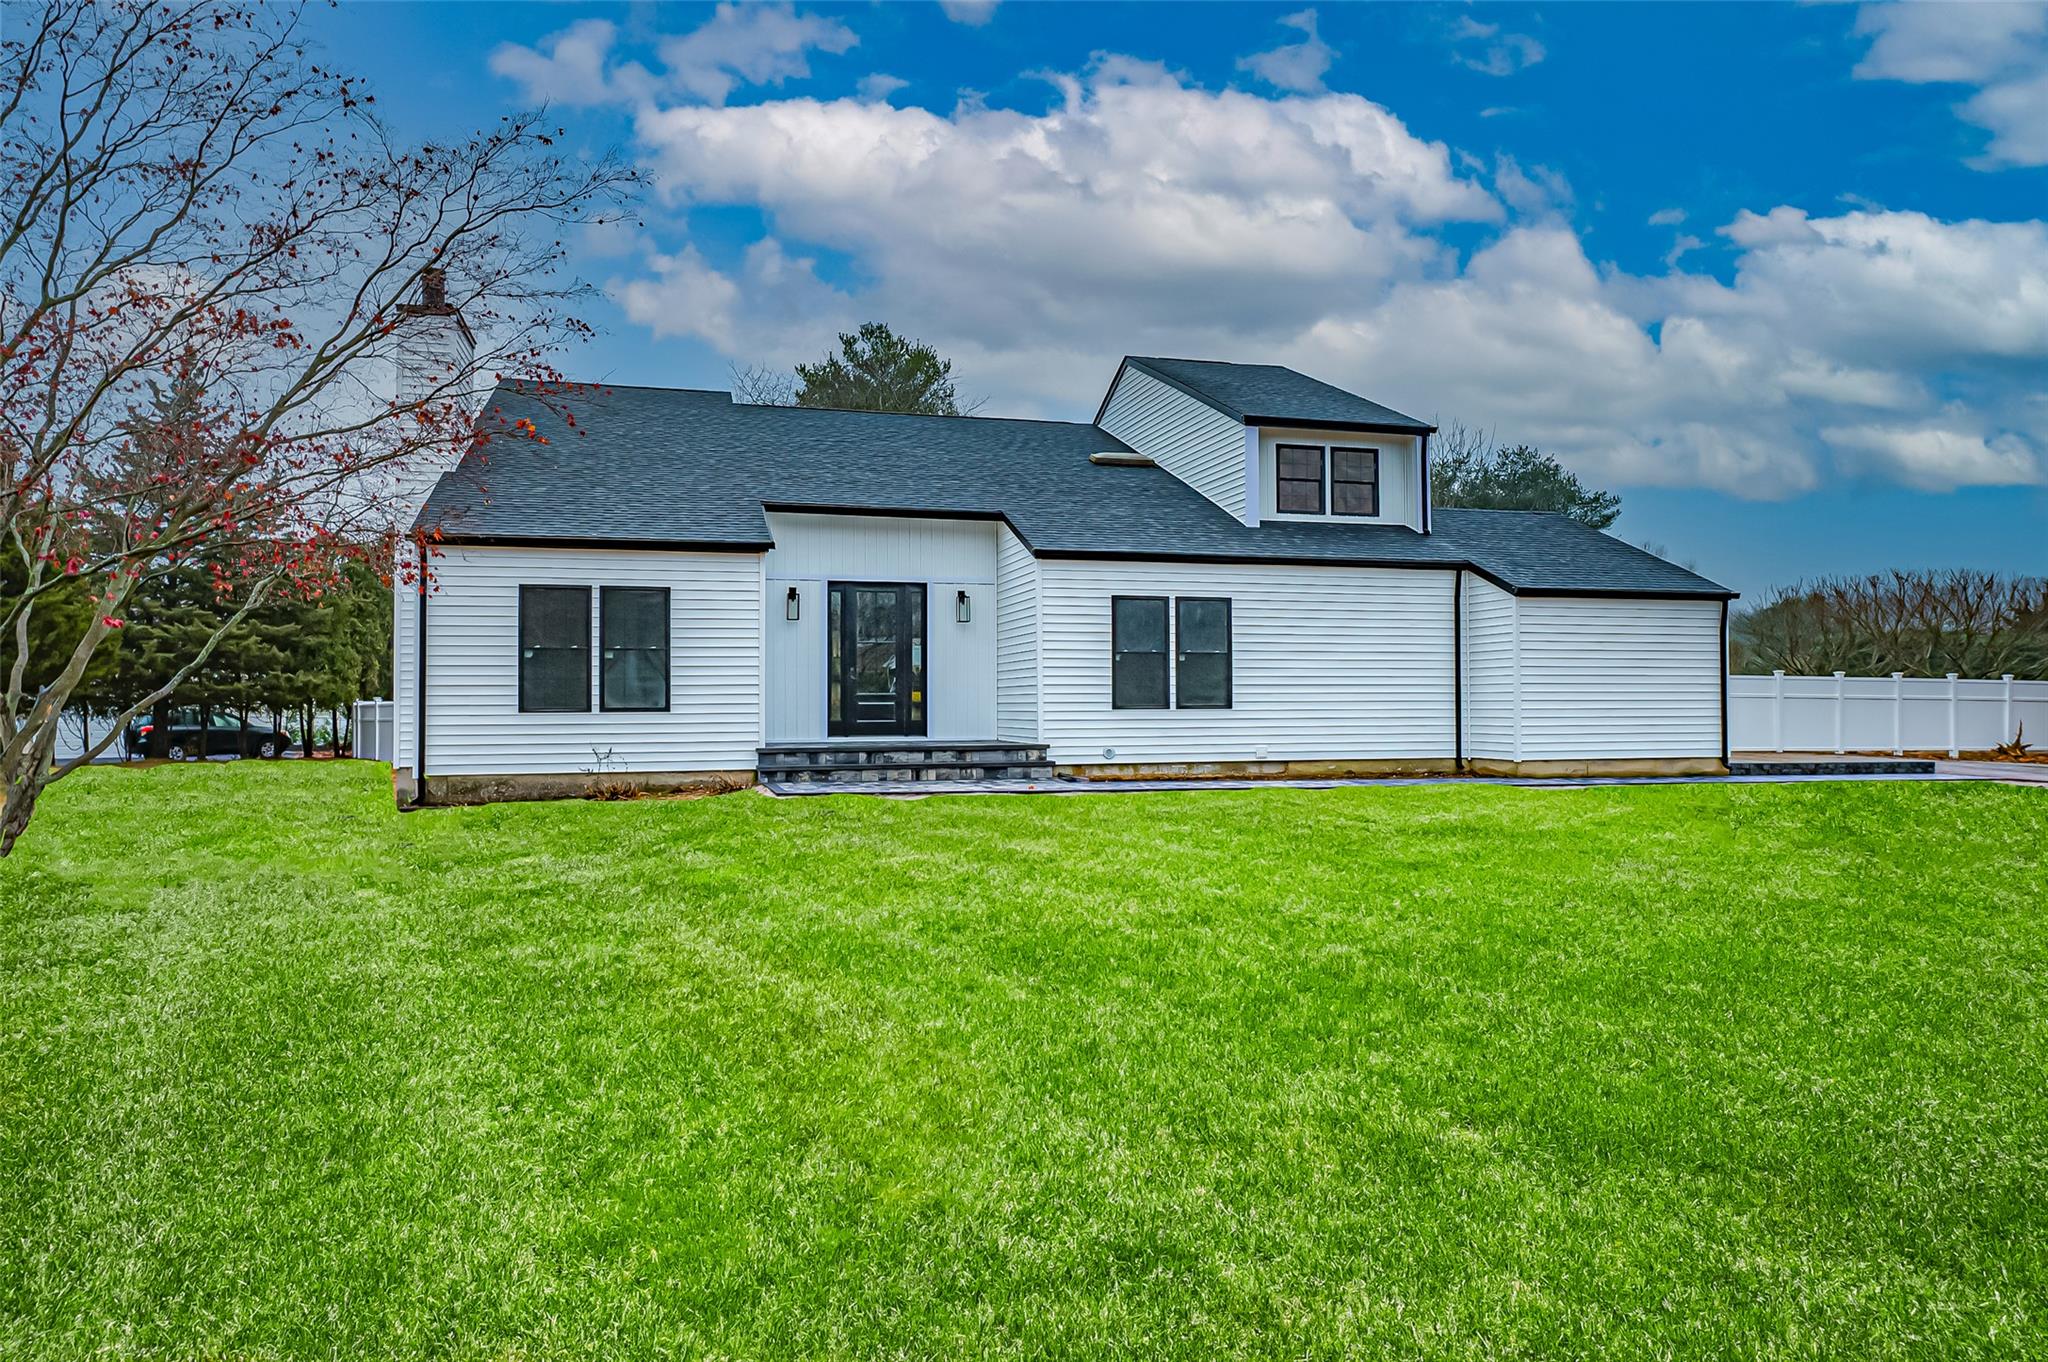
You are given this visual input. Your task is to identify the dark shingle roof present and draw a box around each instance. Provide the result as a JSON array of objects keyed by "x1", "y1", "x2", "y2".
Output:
[
  {"x1": 419, "y1": 381, "x2": 1731, "y2": 599},
  {"x1": 1113, "y1": 356, "x2": 1435, "y2": 433}
]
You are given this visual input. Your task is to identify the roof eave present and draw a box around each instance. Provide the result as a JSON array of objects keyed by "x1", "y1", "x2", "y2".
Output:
[{"x1": 1242, "y1": 414, "x2": 1437, "y2": 436}]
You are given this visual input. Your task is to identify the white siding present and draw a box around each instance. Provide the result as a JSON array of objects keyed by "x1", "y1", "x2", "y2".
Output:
[
  {"x1": 995, "y1": 526, "x2": 1040, "y2": 741},
  {"x1": 1257, "y1": 427, "x2": 1424, "y2": 531},
  {"x1": 421, "y1": 545, "x2": 762, "y2": 776},
  {"x1": 762, "y1": 513, "x2": 998, "y2": 741},
  {"x1": 1037, "y1": 559, "x2": 1457, "y2": 766},
  {"x1": 1461, "y1": 575, "x2": 1518, "y2": 760},
  {"x1": 1514, "y1": 597, "x2": 1723, "y2": 759},
  {"x1": 393, "y1": 552, "x2": 419, "y2": 774},
  {"x1": 1097, "y1": 366, "x2": 1251, "y2": 523}
]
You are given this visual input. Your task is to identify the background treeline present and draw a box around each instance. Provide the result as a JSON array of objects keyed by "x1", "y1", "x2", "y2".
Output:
[
  {"x1": 1733, "y1": 570, "x2": 2048, "y2": 679},
  {"x1": 12, "y1": 555, "x2": 391, "y2": 756}
]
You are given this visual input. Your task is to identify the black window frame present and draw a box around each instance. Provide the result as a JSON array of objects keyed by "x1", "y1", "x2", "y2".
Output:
[
  {"x1": 1174, "y1": 597, "x2": 1233, "y2": 710},
  {"x1": 1331, "y1": 445, "x2": 1380, "y2": 517},
  {"x1": 517, "y1": 584, "x2": 592, "y2": 714},
  {"x1": 1275, "y1": 443, "x2": 1325, "y2": 515},
  {"x1": 1110, "y1": 595, "x2": 1170, "y2": 710},
  {"x1": 599, "y1": 585, "x2": 671, "y2": 713}
]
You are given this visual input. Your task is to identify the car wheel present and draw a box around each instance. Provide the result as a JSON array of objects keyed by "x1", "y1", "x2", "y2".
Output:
[
  {"x1": 165, "y1": 742, "x2": 191, "y2": 762},
  {"x1": 258, "y1": 738, "x2": 280, "y2": 759}
]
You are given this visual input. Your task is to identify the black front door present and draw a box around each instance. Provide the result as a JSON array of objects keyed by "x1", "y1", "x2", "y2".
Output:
[{"x1": 828, "y1": 582, "x2": 926, "y2": 737}]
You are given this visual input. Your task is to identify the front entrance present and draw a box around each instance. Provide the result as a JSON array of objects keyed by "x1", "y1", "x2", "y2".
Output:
[{"x1": 828, "y1": 582, "x2": 927, "y2": 736}]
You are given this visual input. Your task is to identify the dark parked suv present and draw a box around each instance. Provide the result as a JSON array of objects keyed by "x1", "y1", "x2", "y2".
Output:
[{"x1": 124, "y1": 710, "x2": 296, "y2": 760}]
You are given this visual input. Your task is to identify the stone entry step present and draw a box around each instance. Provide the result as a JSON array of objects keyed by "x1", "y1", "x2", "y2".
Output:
[{"x1": 757, "y1": 740, "x2": 1055, "y2": 784}]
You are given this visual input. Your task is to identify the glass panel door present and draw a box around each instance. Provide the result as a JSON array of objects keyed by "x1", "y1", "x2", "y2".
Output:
[{"x1": 827, "y1": 583, "x2": 926, "y2": 736}]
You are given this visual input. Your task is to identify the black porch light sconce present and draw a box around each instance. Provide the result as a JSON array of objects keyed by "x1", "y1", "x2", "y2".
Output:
[
  {"x1": 955, "y1": 589, "x2": 972, "y2": 624},
  {"x1": 785, "y1": 585, "x2": 801, "y2": 621}
]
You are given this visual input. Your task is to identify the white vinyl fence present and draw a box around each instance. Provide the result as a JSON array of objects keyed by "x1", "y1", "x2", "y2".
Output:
[
  {"x1": 352, "y1": 698, "x2": 396, "y2": 764},
  {"x1": 53, "y1": 711, "x2": 122, "y2": 763},
  {"x1": 1729, "y1": 671, "x2": 2048, "y2": 756}
]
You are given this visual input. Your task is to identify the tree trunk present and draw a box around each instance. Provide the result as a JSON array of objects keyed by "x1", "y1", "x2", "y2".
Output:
[{"x1": 1, "y1": 727, "x2": 58, "y2": 856}]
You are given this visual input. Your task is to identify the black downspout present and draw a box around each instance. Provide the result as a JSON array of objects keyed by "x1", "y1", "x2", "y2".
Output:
[
  {"x1": 1452, "y1": 568, "x2": 1464, "y2": 772},
  {"x1": 1719, "y1": 598, "x2": 1730, "y2": 768},
  {"x1": 415, "y1": 584, "x2": 428, "y2": 801}
]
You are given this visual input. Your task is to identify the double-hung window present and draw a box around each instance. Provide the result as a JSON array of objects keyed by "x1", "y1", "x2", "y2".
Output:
[
  {"x1": 1111, "y1": 596, "x2": 1170, "y2": 709},
  {"x1": 1276, "y1": 444, "x2": 1325, "y2": 515},
  {"x1": 518, "y1": 585, "x2": 591, "y2": 712},
  {"x1": 1331, "y1": 447, "x2": 1380, "y2": 517},
  {"x1": 1110, "y1": 595, "x2": 1234, "y2": 710},
  {"x1": 600, "y1": 586, "x2": 670, "y2": 711},
  {"x1": 1174, "y1": 598, "x2": 1232, "y2": 708}
]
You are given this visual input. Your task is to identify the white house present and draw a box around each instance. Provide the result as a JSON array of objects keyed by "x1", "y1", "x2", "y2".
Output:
[{"x1": 393, "y1": 349, "x2": 1734, "y2": 802}]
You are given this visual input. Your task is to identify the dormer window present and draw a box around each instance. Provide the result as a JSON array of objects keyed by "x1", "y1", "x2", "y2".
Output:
[
  {"x1": 1331, "y1": 446, "x2": 1379, "y2": 517},
  {"x1": 1273, "y1": 441, "x2": 1383, "y2": 519},
  {"x1": 1275, "y1": 444, "x2": 1325, "y2": 514}
]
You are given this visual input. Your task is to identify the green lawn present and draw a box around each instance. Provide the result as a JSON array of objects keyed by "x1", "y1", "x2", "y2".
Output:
[{"x1": 2, "y1": 764, "x2": 2045, "y2": 1359}]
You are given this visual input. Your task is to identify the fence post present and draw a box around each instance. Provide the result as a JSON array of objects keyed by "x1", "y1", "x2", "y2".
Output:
[
  {"x1": 2004, "y1": 674, "x2": 2016, "y2": 746},
  {"x1": 1772, "y1": 670, "x2": 1785, "y2": 752},
  {"x1": 1892, "y1": 672, "x2": 1904, "y2": 756},
  {"x1": 1947, "y1": 672, "x2": 1960, "y2": 758},
  {"x1": 1843, "y1": 667, "x2": 1859, "y2": 753}
]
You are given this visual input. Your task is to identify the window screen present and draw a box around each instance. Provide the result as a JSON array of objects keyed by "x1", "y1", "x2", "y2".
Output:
[
  {"x1": 1111, "y1": 596, "x2": 1169, "y2": 709},
  {"x1": 1276, "y1": 444, "x2": 1324, "y2": 515},
  {"x1": 601, "y1": 586, "x2": 669, "y2": 712},
  {"x1": 1175, "y1": 597, "x2": 1232, "y2": 709},
  {"x1": 1331, "y1": 446, "x2": 1379, "y2": 517},
  {"x1": 519, "y1": 585, "x2": 590, "y2": 712}
]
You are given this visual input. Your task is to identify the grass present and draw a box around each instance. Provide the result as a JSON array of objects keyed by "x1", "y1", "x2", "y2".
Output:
[{"x1": 1, "y1": 763, "x2": 2045, "y2": 1359}]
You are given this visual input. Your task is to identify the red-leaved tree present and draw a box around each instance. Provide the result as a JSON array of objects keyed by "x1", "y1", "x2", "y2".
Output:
[{"x1": 0, "y1": 0, "x2": 637, "y2": 852}]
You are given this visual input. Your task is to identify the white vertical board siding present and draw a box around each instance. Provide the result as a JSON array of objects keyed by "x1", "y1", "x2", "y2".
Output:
[
  {"x1": 762, "y1": 513, "x2": 998, "y2": 741},
  {"x1": 1097, "y1": 366, "x2": 1249, "y2": 523},
  {"x1": 1513, "y1": 597, "x2": 1723, "y2": 759},
  {"x1": 422, "y1": 545, "x2": 762, "y2": 775},
  {"x1": 1037, "y1": 559, "x2": 1456, "y2": 765},
  {"x1": 1461, "y1": 575, "x2": 1518, "y2": 759},
  {"x1": 995, "y1": 526, "x2": 1040, "y2": 741}
]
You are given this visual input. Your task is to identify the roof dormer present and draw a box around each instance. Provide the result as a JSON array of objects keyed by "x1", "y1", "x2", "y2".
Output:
[{"x1": 1094, "y1": 357, "x2": 1436, "y2": 531}]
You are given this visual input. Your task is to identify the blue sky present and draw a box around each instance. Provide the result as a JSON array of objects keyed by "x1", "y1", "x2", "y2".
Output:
[{"x1": 312, "y1": 2, "x2": 2048, "y2": 599}]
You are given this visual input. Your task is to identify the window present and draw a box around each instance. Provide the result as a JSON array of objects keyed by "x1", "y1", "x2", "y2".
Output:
[
  {"x1": 518, "y1": 585, "x2": 591, "y2": 712},
  {"x1": 1275, "y1": 444, "x2": 1325, "y2": 515},
  {"x1": 600, "y1": 586, "x2": 669, "y2": 712},
  {"x1": 1331, "y1": 446, "x2": 1379, "y2": 517},
  {"x1": 1111, "y1": 596, "x2": 1169, "y2": 709},
  {"x1": 1175, "y1": 597, "x2": 1232, "y2": 708}
]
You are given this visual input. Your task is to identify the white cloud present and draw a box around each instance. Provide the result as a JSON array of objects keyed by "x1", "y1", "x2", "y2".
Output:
[
  {"x1": 857, "y1": 73, "x2": 909, "y2": 103},
  {"x1": 611, "y1": 239, "x2": 849, "y2": 353},
  {"x1": 1648, "y1": 207, "x2": 1686, "y2": 227},
  {"x1": 1663, "y1": 234, "x2": 1703, "y2": 268},
  {"x1": 1493, "y1": 154, "x2": 1573, "y2": 218},
  {"x1": 1238, "y1": 9, "x2": 1336, "y2": 95},
  {"x1": 1822, "y1": 423, "x2": 2043, "y2": 489},
  {"x1": 939, "y1": 1, "x2": 999, "y2": 26},
  {"x1": 634, "y1": 59, "x2": 1502, "y2": 350},
  {"x1": 1852, "y1": 1, "x2": 2048, "y2": 167},
  {"x1": 490, "y1": 4, "x2": 855, "y2": 108},
  {"x1": 600, "y1": 52, "x2": 2048, "y2": 500},
  {"x1": 489, "y1": 19, "x2": 651, "y2": 106},
  {"x1": 1447, "y1": 16, "x2": 1545, "y2": 77},
  {"x1": 660, "y1": 2, "x2": 857, "y2": 104}
]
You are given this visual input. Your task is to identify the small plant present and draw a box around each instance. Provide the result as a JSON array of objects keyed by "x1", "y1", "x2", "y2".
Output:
[
  {"x1": 1994, "y1": 723, "x2": 2032, "y2": 760},
  {"x1": 581, "y1": 747, "x2": 641, "y2": 801}
]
